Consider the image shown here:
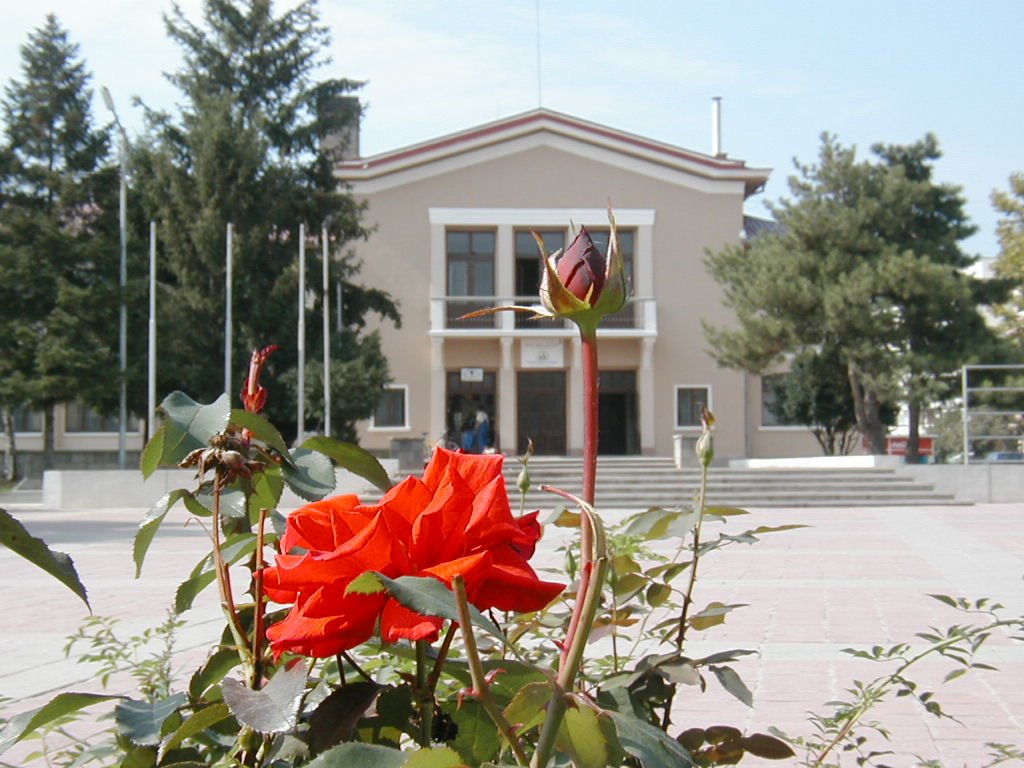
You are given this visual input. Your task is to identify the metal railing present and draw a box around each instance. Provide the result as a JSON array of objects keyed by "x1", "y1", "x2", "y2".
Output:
[{"x1": 434, "y1": 296, "x2": 655, "y2": 332}]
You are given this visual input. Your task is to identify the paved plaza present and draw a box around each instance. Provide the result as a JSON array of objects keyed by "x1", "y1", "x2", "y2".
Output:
[{"x1": 0, "y1": 485, "x2": 1021, "y2": 767}]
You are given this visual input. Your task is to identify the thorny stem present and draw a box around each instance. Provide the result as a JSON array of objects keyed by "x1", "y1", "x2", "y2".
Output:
[
  {"x1": 211, "y1": 473, "x2": 250, "y2": 676},
  {"x1": 428, "y1": 623, "x2": 458, "y2": 696},
  {"x1": 810, "y1": 617, "x2": 1022, "y2": 768},
  {"x1": 339, "y1": 651, "x2": 375, "y2": 684},
  {"x1": 452, "y1": 576, "x2": 530, "y2": 767},
  {"x1": 251, "y1": 507, "x2": 269, "y2": 689},
  {"x1": 415, "y1": 639, "x2": 433, "y2": 748},
  {"x1": 659, "y1": 457, "x2": 711, "y2": 731}
]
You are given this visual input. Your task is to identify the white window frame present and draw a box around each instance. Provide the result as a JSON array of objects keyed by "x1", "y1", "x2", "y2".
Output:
[
  {"x1": 674, "y1": 384, "x2": 712, "y2": 429},
  {"x1": 369, "y1": 385, "x2": 410, "y2": 431}
]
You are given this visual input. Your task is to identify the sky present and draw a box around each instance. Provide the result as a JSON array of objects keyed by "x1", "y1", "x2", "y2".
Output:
[{"x1": 1, "y1": 0, "x2": 1021, "y2": 258}]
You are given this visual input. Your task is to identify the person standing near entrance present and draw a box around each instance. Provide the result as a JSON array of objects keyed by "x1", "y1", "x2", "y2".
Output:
[{"x1": 473, "y1": 409, "x2": 491, "y2": 453}]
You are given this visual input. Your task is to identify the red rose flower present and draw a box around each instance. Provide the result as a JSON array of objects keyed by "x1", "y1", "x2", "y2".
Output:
[
  {"x1": 264, "y1": 447, "x2": 564, "y2": 658},
  {"x1": 556, "y1": 226, "x2": 606, "y2": 303}
]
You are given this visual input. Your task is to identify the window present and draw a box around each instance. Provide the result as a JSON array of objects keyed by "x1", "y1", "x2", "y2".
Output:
[
  {"x1": 371, "y1": 386, "x2": 408, "y2": 430},
  {"x1": 446, "y1": 230, "x2": 495, "y2": 297},
  {"x1": 65, "y1": 401, "x2": 136, "y2": 433},
  {"x1": 515, "y1": 229, "x2": 565, "y2": 329},
  {"x1": 675, "y1": 386, "x2": 710, "y2": 428},
  {"x1": 588, "y1": 228, "x2": 635, "y2": 285},
  {"x1": 447, "y1": 230, "x2": 495, "y2": 328},
  {"x1": 11, "y1": 405, "x2": 42, "y2": 433},
  {"x1": 761, "y1": 374, "x2": 803, "y2": 427}
]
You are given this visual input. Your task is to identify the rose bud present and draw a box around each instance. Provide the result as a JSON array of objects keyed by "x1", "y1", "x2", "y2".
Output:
[{"x1": 556, "y1": 226, "x2": 606, "y2": 303}]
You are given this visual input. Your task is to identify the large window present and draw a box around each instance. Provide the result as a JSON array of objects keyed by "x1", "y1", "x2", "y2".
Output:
[
  {"x1": 11, "y1": 405, "x2": 42, "y2": 433},
  {"x1": 65, "y1": 401, "x2": 134, "y2": 433},
  {"x1": 675, "y1": 385, "x2": 710, "y2": 428},
  {"x1": 515, "y1": 229, "x2": 565, "y2": 328},
  {"x1": 371, "y1": 386, "x2": 408, "y2": 430},
  {"x1": 589, "y1": 228, "x2": 635, "y2": 327},
  {"x1": 447, "y1": 230, "x2": 495, "y2": 327},
  {"x1": 761, "y1": 374, "x2": 803, "y2": 427}
]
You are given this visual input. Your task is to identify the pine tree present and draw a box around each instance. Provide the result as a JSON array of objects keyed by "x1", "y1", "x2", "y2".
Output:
[
  {"x1": 705, "y1": 133, "x2": 1002, "y2": 457},
  {"x1": 135, "y1": 0, "x2": 399, "y2": 439},
  {"x1": 0, "y1": 14, "x2": 116, "y2": 473}
]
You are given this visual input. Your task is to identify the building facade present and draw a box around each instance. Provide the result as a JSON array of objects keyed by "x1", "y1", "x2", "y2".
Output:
[{"x1": 340, "y1": 109, "x2": 819, "y2": 461}]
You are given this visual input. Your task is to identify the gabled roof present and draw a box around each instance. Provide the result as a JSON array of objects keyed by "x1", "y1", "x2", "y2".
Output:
[{"x1": 336, "y1": 108, "x2": 770, "y2": 198}]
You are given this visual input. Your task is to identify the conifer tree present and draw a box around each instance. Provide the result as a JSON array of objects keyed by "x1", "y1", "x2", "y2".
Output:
[
  {"x1": 0, "y1": 14, "x2": 116, "y2": 473},
  {"x1": 135, "y1": 0, "x2": 399, "y2": 440}
]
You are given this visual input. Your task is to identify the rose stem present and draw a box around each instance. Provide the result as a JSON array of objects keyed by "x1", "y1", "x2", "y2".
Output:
[
  {"x1": 251, "y1": 507, "x2": 269, "y2": 689},
  {"x1": 211, "y1": 473, "x2": 250, "y2": 672},
  {"x1": 415, "y1": 639, "x2": 434, "y2": 747},
  {"x1": 452, "y1": 576, "x2": 530, "y2": 767}
]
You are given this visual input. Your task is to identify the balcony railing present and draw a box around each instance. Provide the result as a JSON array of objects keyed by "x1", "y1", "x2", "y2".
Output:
[{"x1": 433, "y1": 296, "x2": 656, "y2": 333}]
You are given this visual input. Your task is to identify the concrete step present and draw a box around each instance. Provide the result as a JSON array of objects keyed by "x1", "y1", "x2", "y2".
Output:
[{"x1": 499, "y1": 458, "x2": 960, "y2": 509}]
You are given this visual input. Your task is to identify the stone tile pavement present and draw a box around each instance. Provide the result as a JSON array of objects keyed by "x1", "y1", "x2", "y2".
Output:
[{"x1": 0, "y1": 487, "x2": 1021, "y2": 767}]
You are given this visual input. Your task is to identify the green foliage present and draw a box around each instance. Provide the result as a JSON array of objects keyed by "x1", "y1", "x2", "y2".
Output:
[
  {"x1": 992, "y1": 172, "x2": 1024, "y2": 348},
  {"x1": 0, "y1": 507, "x2": 89, "y2": 608},
  {"x1": 131, "y1": 0, "x2": 400, "y2": 440},
  {"x1": 706, "y1": 133, "x2": 1004, "y2": 456},
  {"x1": 0, "y1": 14, "x2": 120, "y2": 468}
]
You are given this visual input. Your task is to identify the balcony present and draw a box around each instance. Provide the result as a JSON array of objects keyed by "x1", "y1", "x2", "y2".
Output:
[{"x1": 431, "y1": 296, "x2": 656, "y2": 336}]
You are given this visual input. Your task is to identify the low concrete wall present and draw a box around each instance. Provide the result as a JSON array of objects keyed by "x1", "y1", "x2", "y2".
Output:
[
  {"x1": 900, "y1": 464, "x2": 1024, "y2": 504},
  {"x1": 731, "y1": 455, "x2": 905, "y2": 469},
  {"x1": 42, "y1": 459, "x2": 400, "y2": 511}
]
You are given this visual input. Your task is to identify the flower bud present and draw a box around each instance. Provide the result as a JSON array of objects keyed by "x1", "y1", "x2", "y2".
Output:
[
  {"x1": 516, "y1": 464, "x2": 531, "y2": 497},
  {"x1": 696, "y1": 406, "x2": 715, "y2": 468},
  {"x1": 556, "y1": 226, "x2": 606, "y2": 303},
  {"x1": 240, "y1": 344, "x2": 278, "y2": 414}
]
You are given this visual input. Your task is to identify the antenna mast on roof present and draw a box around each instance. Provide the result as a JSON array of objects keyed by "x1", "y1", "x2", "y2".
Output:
[{"x1": 535, "y1": 0, "x2": 543, "y2": 107}]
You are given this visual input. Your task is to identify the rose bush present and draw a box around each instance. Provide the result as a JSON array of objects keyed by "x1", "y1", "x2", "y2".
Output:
[{"x1": 264, "y1": 446, "x2": 564, "y2": 657}]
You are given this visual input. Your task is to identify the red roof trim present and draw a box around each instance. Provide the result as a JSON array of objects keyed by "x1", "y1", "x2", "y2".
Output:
[{"x1": 339, "y1": 109, "x2": 751, "y2": 175}]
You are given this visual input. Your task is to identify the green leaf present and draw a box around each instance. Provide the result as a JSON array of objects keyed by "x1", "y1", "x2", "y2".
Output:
[
  {"x1": 158, "y1": 702, "x2": 230, "y2": 760},
  {"x1": 928, "y1": 593, "x2": 959, "y2": 609},
  {"x1": 308, "y1": 682, "x2": 382, "y2": 756},
  {"x1": 556, "y1": 705, "x2": 608, "y2": 768},
  {"x1": 709, "y1": 665, "x2": 753, "y2": 707},
  {"x1": 745, "y1": 524, "x2": 809, "y2": 535},
  {"x1": 221, "y1": 661, "x2": 308, "y2": 734},
  {"x1": 174, "y1": 569, "x2": 218, "y2": 614},
  {"x1": 502, "y1": 681, "x2": 552, "y2": 734},
  {"x1": 231, "y1": 409, "x2": 292, "y2": 460},
  {"x1": 689, "y1": 602, "x2": 746, "y2": 631},
  {"x1": 607, "y1": 710, "x2": 693, "y2": 768},
  {"x1": 158, "y1": 392, "x2": 231, "y2": 467},
  {"x1": 189, "y1": 648, "x2": 240, "y2": 701},
  {"x1": 301, "y1": 435, "x2": 394, "y2": 493},
  {"x1": 115, "y1": 693, "x2": 187, "y2": 746},
  {"x1": 704, "y1": 506, "x2": 750, "y2": 517},
  {"x1": 250, "y1": 466, "x2": 285, "y2": 517},
  {"x1": 0, "y1": 508, "x2": 89, "y2": 609},
  {"x1": 346, "y1": 573, "x2": 503, "y2": 640},
  {"x1": 741, "y1": 732, "x2": 796, "y2": 759},
  {"x1": 140, "y1": 425, "x2": 166, "y2": 479},
  {"x1": 405, "y1": 747, "x2": 464, "y2": 768},
  {"x1": 646, "y1": 583, "x2": 672, "y2": 607},
  {"x1": 0, "y1": 693, "x2": 121, "y2": 756},
  {"x1": 307, "y1": 742, "x2": 408, "y2": 768},
  {"x1": 451, "y1": 700, "x2": 500, "y2": 764},
  {"x1": 283, "y1": 447, "x2": 336, "y2": 501},
  {"x1": 134, "y1": 490, "x2": 190, "y2": 578}
]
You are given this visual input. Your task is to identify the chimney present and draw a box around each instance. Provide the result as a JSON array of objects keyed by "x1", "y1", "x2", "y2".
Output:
[
  {"x1": 711, "y1": 96, "x2": 723, "y2": 158},
  {"x1": 319, "y1": 95, "x2": 361, "y2": 161}
]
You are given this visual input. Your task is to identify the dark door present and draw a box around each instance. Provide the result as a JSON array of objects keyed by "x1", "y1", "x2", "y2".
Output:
[
  {"x1": 517, "y1": 370, "x2": 566, "y2": 454},
  {"x1": 446, "y1": 371, "x2": 496, "y2": 451},
  {"x1": 598, "y1": 370, "x2": 640, "y2": 455}
]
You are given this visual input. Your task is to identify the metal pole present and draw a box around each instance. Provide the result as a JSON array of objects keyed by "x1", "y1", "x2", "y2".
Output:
[
  {"x1": 962, "y1": 365, "x2": 970, "y2": 466},
  {"x1": 117, "y1": 122, "x2": 127, "y2": 470},
  {"x1": 101, "y1": 87, "x2": 129, "y2": 469},
  {"x1": 297, "y1": 223, "x2": 306, "y2": 444},
  {"x1": 224, "y1": 223, "x2": 233, "y2": 396},
  {"x1": 147, "y1": 221, "x2": 157, "y2": 439},
  {"x1": 322, "y1": 225, "x2": 331, "y2": 437}
]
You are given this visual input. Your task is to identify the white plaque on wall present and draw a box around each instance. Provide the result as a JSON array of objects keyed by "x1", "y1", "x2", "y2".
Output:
[
  {"x1": 460, "y1": 367, "x2": 484, "y2": 382},
  {"x1": 520, "y1": 339, "x2": 564, "y2": 368}
]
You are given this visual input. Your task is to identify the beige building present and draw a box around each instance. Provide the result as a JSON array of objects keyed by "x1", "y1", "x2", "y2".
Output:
[{"x1": 341, "y1": 109, "x2": 819, "y2": 461}]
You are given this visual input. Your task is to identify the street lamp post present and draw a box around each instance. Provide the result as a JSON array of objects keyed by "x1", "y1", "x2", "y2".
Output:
[{"x1": 102, "y1": 87, "x2": 128, "y2": 470}]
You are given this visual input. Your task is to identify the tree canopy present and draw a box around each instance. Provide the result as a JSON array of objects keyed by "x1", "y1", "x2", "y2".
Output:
[
  {"x1": 132, "y1": 0, "x2": 400, "y2": 439},
  {"x1": 705, "y1": 133, "x2": 1004, "y2": 458},
  {"x1": 992, "y1": 172, "x2": 1024, "y2": 348},
  {"x1": 0, "y1": 14, "x2": 117, "y2": 470}
]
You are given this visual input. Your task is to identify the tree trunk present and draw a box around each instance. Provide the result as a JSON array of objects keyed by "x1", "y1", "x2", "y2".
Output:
[
  {"x1": 905, "y1": 401, "x2": 921, "y2": 464},
  {"x1": 847, "y1": 364, "x2": 886, "y2": 454},
  {"x1": 43, "y1": 403, "x2": 56, "y2": 470},
  {"x1": 1, "y1": 407, "x2": 16, "y2": 483}
]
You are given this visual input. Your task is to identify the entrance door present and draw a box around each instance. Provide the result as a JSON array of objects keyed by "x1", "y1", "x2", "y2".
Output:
[
  {"x1": 517, "y1": 370, "x2": 566, "y2": 454},
  {"x1": 446, "y1": 371, "x2": 496, "y2": 452},
  {"x1": 598, "y1": 370, "x2": 640, "y2": 455}
]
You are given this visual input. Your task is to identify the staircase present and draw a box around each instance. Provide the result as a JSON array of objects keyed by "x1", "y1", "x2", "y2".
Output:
[{"x1": 501, "y1": 456, "x2": 961, "y2": 509}]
